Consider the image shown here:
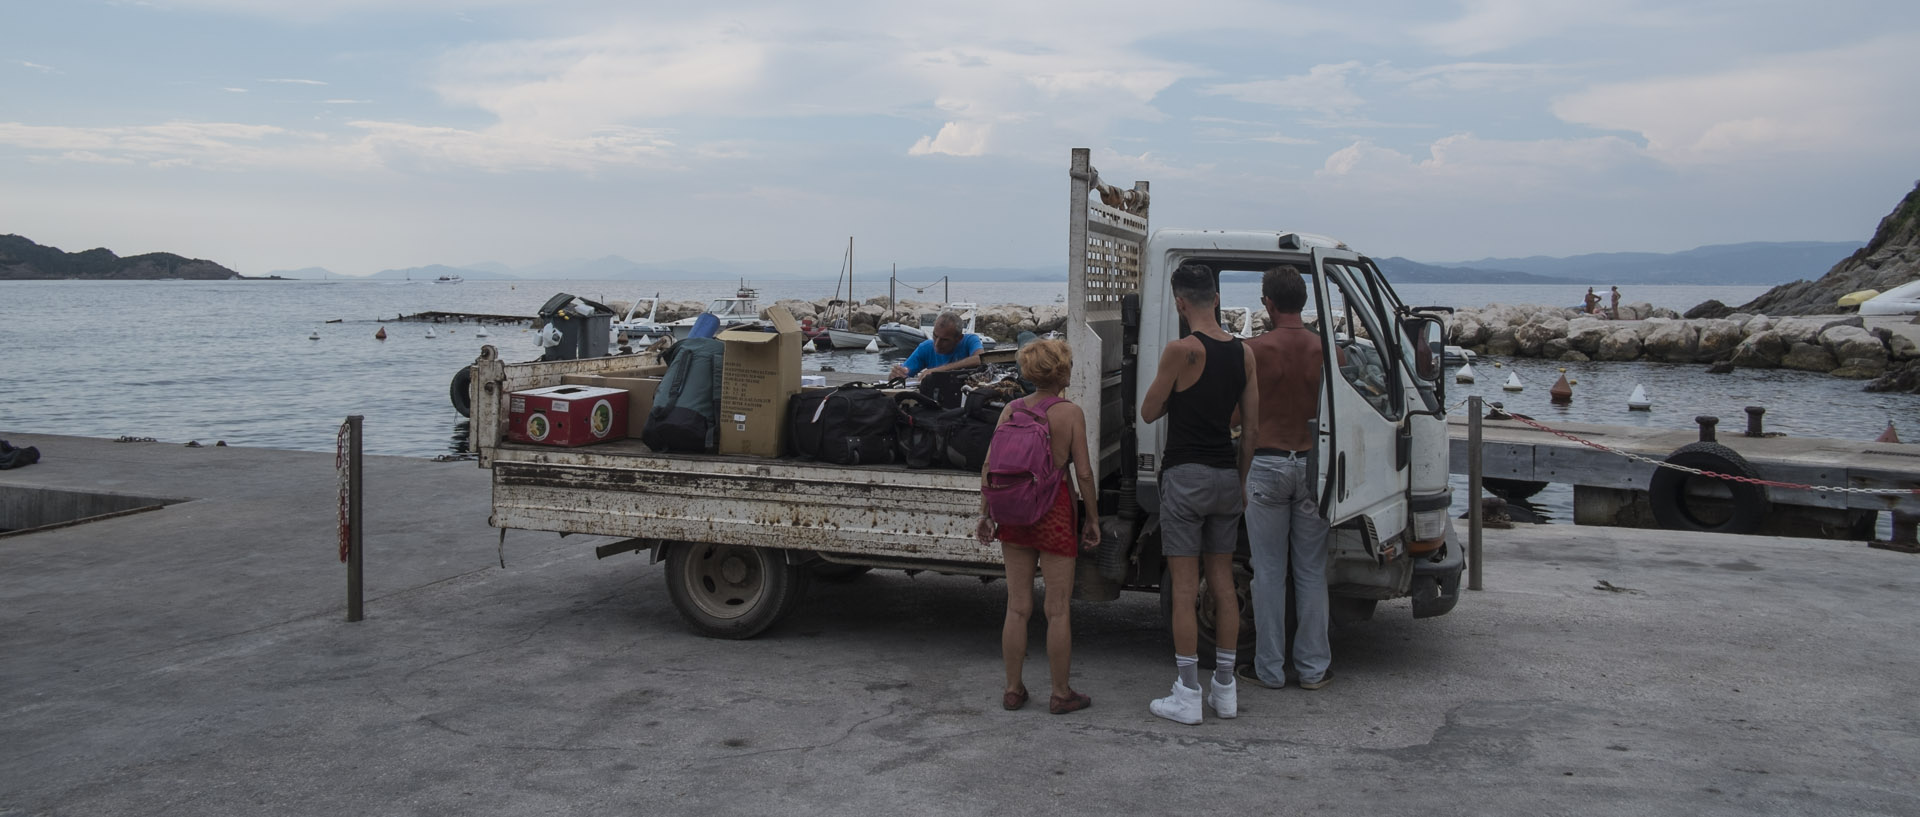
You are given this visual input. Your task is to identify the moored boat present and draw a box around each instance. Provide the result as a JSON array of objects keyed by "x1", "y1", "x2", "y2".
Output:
[{"x1": 667, "y1": 284, "x2": 762, "y2": 340}]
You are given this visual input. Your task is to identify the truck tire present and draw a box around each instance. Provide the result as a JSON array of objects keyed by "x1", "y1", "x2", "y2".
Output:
[
  {"x1": 1160, "y1": 563, "x2": 1256, "y2": 667},
  {"x1": 663, "y1": 541, "x2": 804, "y2": 639},
  {"x1": 450, "y1": 366, "x2": 473, "y2": 418},
  {"x1": 1647, "y1": 442, "x2": 1769, "y2": 534}
]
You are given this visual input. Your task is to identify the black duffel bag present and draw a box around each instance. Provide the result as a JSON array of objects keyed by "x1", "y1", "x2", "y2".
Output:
[
  {"x1": 937, "y1": 400, "x2": 1003, "y2": 472},
  {"x1": 788, "y1": 385, "x2": 899, "y2": 465},
  {"x1": 916, "y1": 368, "x2": 979, "y2": 409},
  {"x1": 894, "y1": 392, "x2": 946, "y2": 468}
]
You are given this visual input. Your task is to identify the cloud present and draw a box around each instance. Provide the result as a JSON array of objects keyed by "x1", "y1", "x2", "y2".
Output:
[
  {"x1": 322, "y1": 99, "x2": 371, "y2": 104},
  {"x1": 1372, "y1": 61, "x2": 1562, "y2": 95},
  {"x1": 1202, "y1": 62, "x2": 1365, "y2": 112},
  {"x1": 262, "y1": 78, "x2": 328, "y2": 85},
  {"x1": 222, "y1": 87, "x2": 248, "y2": 93},
  {"x1": 1414, "y1": 0, "x2": 1681, "y2": 56},
  {"x1": 1315, "y1": 133, "x2": 1647, "y2": 191},
  {"x1": 16, "y1": 60, "x2": 58, "y2": 73},
  {"x1": 908, "y1": 121, "x2": 990, "y2": 157},
  {"x1": 1552, "y1": 33, "x2": 1920, "y2": 166}
]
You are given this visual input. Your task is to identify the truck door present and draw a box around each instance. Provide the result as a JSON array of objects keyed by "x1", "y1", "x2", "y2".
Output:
[{"x1": 1310, "y1": 247, "x2": 1409, "y2": 533}]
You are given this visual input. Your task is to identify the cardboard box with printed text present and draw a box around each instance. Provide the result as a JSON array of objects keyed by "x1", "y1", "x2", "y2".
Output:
[{"x1": 717, "y1": 307, "x2": 801, "y2": 457}]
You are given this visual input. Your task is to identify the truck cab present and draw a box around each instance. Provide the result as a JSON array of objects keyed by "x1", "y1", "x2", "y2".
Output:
[{"x1": 1062, "y1": 149, "x2": 1460, "y2": 629}]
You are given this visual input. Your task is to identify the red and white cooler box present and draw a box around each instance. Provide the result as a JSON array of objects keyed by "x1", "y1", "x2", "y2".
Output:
[{"x1": 507, "y1": 384, "x2": 628, "y2": 447}]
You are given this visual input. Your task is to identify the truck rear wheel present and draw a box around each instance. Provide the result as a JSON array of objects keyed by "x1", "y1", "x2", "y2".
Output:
[
  {"x1": 1160, "y1": 563, "x2": 1257, "y2": 667},
  {"x1": 663, "y1": 542, "x2": 804, "y2": 639}
]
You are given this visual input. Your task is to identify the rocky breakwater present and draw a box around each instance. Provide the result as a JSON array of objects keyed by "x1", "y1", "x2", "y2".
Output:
[{"x1": 1447, "y1": 303, "x2": 1918, "y2": 380}]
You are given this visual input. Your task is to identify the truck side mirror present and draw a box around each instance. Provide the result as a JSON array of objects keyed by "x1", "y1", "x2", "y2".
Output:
[{"x1": 1405, "y1": 315, "x2": 1444, "y2": 382}]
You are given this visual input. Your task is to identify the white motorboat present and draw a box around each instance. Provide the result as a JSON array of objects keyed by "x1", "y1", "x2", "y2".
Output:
[
  {"x1": 1442, "y1": 345, "x2": 1477, "y2": 366},
  {"x1": 827, "y1": 326, "x2": 879, "y2": 350},
  {"x1": 613, "y1": 292, "x2": 673, "y2": 345},
  {"x1": 877, "y1": 321, "x2": 927, "y2": 351},
  {"x1": 667, "y1": 284, "x2": 762, "y2": 340},
  {"x1": 1502, "y1": 372, "x2": 1523, "y2": 392},
  {"x1": 944, "y1": 302, "x2": 998, "y2": 350},
  {"x1": 434, "y1": 274, "x2": 463, "y2": 284},
  {"x1": 1455, "y1": 362, "x2": 1475, "y2": 384},
  {"x1": 1859, "y1": 279, "x2": 1920, "y2": 316},
  {"x1": 1627, "y1": 384, "x2": 1652, "y2": 411}
]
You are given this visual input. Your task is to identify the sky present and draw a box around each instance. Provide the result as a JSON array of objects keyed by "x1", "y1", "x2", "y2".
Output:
[{"x1": 3, "y1": 0, "x2": 1918, "y2": 277}]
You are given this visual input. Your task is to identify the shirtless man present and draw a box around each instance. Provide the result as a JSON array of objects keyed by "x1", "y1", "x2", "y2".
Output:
[
  {"x1": 1235, "y1": 265, "x2": 1334, "y2": 691},
  {"x1": 1140, "y1": 263, "x2": 1259, "y2": 724}
]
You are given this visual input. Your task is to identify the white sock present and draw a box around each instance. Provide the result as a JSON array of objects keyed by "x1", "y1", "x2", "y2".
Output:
[
  {"x1": 1175, "y1": 653, "x2": 1199, "y2": 690},
  {"x1": 1214, "y1": 649, "x2": 1237, "y2": 685}
]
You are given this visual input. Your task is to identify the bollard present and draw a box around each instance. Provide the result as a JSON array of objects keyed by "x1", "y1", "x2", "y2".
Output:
[
  {"x1": 338, "y1": 415, "x2": 364, "y2": 622},
  {"x1": 1696, "y1": 415, "x2": 1719, "y2": 443},
  {"x1": 1468, "y1": 396, "x2": 1484, "y2": 591},
  {"x1": 1745, "y1": 406, "x2": 1766, "y2": 437}
]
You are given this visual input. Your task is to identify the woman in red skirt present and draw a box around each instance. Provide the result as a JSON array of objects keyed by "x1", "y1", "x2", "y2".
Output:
[{"x1": 975, "y1": 340, "x2": 1101, "y2": 714}]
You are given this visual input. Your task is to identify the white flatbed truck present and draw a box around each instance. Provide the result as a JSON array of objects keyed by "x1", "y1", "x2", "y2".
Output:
[{"x1": 470, "y1": 148, "x2": 1463, "y2": 644}]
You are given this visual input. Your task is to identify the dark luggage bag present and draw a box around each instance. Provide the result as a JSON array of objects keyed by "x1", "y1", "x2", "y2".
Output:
[{"x1": 788, "y1": 385, "x2": 899, "y2": 465}]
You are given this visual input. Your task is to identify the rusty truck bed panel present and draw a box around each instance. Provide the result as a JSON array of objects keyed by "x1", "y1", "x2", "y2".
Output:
[{"x1": 487, "y1": 444, "x2": 998, "y2": 563}]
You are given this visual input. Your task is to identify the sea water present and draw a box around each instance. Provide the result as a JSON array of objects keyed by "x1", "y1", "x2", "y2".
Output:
[{"x1": 3, "y1": 279, "x2": 1910, "y2": 526}]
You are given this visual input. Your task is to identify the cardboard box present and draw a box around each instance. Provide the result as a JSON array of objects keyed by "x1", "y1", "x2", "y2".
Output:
[
  {"x1": 716, "y1": 307, "x2": 801, "y2": 457},
  {"x1": 561, "y1": 364, "x2": 668, "y2": 440},
  {"x1": 508, "y1": 384, "x2": 628, "y2": 447}
]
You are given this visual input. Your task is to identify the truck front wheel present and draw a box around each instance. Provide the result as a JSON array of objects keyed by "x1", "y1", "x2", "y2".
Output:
[{"x1": 663, "y1": 542, "x2": 805, "y2": 639}]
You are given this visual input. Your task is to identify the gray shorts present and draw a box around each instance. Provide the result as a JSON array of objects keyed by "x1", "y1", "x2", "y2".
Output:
[{"x1": 1160, "y1": 463, "x2": 1244, "y2": 557}]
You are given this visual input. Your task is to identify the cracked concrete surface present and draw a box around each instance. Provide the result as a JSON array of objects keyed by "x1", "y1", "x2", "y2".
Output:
[{"x1": 2, "y1": 433, "x2": 1916, "y2": 816}]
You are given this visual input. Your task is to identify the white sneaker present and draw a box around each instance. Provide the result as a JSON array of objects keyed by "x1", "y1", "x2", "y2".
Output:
[
  {"x1": 1149, "y1": 680, "x2": 1204, "y2": 725},
  {"x1": 1209, "y1": 675, "x2": 1237, "y2": 719}
]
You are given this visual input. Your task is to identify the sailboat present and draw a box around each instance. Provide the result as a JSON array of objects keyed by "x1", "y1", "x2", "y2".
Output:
[{"x1": 824, "y1": 236, "x2": 879, "y2": 350}]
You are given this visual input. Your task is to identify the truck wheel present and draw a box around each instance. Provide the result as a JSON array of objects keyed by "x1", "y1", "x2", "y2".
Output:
[
  {"x1": 449, "y1": 366, "x2": 473, "y2": 418},
  {"x1": 663, "y1": 542, "x2": 803, "y2": 639},
  {"x1": 1160, "y1": 563, "x2": 1257, "y2": 667}
]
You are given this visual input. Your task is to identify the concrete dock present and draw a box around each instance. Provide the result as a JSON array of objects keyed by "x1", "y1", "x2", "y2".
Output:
[{"x1": 3, "y1": 433, "x2": 1917, "y2": 816}]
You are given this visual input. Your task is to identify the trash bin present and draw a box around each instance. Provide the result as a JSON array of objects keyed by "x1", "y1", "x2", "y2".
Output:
[{"x1": 536, "y1": 293, "x2": 613, "y2": 361}]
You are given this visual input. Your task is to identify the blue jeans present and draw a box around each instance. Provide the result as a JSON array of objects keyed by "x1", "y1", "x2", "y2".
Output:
[{"x1": 1245, "y1": 453, "x2": 1331, "y2": 686}]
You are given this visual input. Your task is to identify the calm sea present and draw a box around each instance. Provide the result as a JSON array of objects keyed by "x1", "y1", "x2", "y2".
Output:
[{"x1": 4, "y1": 278, "x2": 1911, "y2": 526}]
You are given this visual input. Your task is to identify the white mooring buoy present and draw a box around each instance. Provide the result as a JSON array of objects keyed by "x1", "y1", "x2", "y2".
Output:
[
  {"x1": 865, "y1": 337, "x2": 880, "y2": 353},
  {"x1": 1628, "y1": 384, "x2": 1651, "y2": 411},
  {"x1": 1455, "y1": 362, "x2": 1476, "y2": 384},
  {"x1": 1503, "y1": 372, "x2": 1523, "y2": 392},
  {"x1": 425, "y1": 326, "x2": 437, "y2": 339}
]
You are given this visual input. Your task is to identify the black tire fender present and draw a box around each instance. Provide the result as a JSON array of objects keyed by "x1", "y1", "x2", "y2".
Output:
[
  {"x1": 449, "y1": 366, "x2": 473, "y2": 418},
  {"x1": 1647, "y1": 441, "x2": 1770, "y2": 534}
]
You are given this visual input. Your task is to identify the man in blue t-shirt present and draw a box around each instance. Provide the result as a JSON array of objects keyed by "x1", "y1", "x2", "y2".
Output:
[{"x1": 889, "y1": 310, "x2": 983, "y2": 379}]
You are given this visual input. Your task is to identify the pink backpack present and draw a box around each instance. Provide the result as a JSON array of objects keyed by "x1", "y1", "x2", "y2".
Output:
[{"x1": 983, "y1": 396, "x2": 1068, "y2": 527}]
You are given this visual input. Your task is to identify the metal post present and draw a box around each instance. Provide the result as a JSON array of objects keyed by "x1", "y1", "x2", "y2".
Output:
[
  {"x1": 346, "y1": 415, "x2": 364, "y2": 622},
  {"x1": 1468, "y1": 396, "x2": 1484, "y2": 591}
]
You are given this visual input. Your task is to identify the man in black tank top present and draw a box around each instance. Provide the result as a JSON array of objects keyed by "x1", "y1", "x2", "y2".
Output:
[{"x1": 1139, "y1": 263, "x2": 1260, "y2": 725}]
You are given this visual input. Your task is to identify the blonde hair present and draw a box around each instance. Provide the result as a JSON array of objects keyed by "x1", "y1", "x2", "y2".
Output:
[{"x1": 1018, "y1": 339, "x2": 1072, "y2": 390}]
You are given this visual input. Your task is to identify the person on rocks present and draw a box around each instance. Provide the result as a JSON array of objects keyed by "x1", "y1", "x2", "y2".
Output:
[
  {"x1": 1585, "y1": 287, "x2": 1601, "y2": 315},
  {"x1": 975, "y1": 339, "x2": 1100, "y2": 715},
  {"x1": 1139, "y1": 263, "x2": 1259, "y2": 725},
  {"x1": 1235, "y1": 265, "x2": 1334, "y2": 694},
  {"x1": 1610, "y1": 286, "x2": 1622, "y2": 319},
  {"x1": 890, "y1": 310, "x2": 983, "y2": 380}
]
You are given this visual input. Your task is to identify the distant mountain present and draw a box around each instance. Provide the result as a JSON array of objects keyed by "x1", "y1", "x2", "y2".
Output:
[
  {"x1": 0, "y1": 233, "x2": 247, "y2": 280},
  {"x1": 1434, "y1": 241, "x2": 1862, "y2": 285},
  {"x1": 367, "y1": 264, "x2": 517, "y2": 281},
  {"x1": 1372, "y1": 257, "x2": 1563, "y2": 284}
]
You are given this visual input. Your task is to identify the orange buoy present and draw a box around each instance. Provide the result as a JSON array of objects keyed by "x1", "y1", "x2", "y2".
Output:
[
  {"x1": 1549, "y1": 373, "x2": 1573, "y2": 404},
  {"x1": 375, "y1": 326, "x2": 387, "y2": 340},
  {"x1": 1877, "y1": 421, "x2": 1901, "y2": 444}
]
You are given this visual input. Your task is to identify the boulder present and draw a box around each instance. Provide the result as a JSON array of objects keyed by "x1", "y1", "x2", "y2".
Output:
[
  {"x1": 1725, "y1": 312, "x2": 1756, "y2": 330},
  {"x1": 1031, "y1": 304, "x2": 1068, "y2": 334},
  {"x1": 1819, "y1": 325, "x2": 1889, "y2": 369},
  {"x1": 1831, "y1": 358, "x2": 1887, "y2": 379},
  {"x1": 1557, "y1": 350, "x2": 1591, "y2": 363},
  {"x1": 1650, "y1": 307, "x2": 1681, "y2": 320},
  {"x1": 1450, "y1": 313, "x2": 1491, "y2": 347},
  {"x1": 1250, "y1": 311, "x2": 1273, "y2": 334},
  {"x1": 1693, "y1": 319, "x2": 1745, "y2": 362},
  {"x1": 1684, "y1": 299, "x2": 1734, "y2": 320},
  {"x1": 1616, "y1": 302, "x2": 1655, "y2": 320},
  {"x1": 1888, "y1": 333, "x2": 1920, "y2": 361},
  {"x1": 1865, "y1": 360, "x2": 1920, "y2": 394},
  {"x1": 1596, "y1": 329, "x2": 1642, "y2": 361},
  {"x1": 1513, "y1": 320, "x2": 1562, "y2": 357},
  {"x1": 1780, "y1": 342, "x2": 1838, "y2": 372},
  {"x1": 768, "y1": 299, "x2": 819, "y2": 319},
  {"x1": 1541, "y1": 338, "x2": 1574, "y2": 359},
  {"x1": 1566, "y1": 317, "x2": 1612, "y2": 354},
  {"x1": 1773, "y1": 315, "x2": 1862, "y2": 345},
  {"x1": 1742, "y1": 314, "x2": 1773, "y2": 335},
  {"x1": 1641, "y1": 320, "x2": 1699, "y2": 363},
  {"x1": 1730, "y1": 330, "x2": 1788, "y2": 368},
  {"x1": 1484, "y1": 326, "x2": 1519, "y2": 356}
]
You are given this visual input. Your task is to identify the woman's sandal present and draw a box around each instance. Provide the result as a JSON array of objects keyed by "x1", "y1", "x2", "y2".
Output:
[
  {"x1": 1048, "y1": 690, "x2": 1092, "y2": 715},
  {"x1": 1003, "y1": 687, "x2": 1030, "y2": 711}
]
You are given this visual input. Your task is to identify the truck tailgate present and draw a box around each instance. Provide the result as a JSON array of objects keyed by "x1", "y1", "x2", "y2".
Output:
[{"x1": 489, "y1": 441, "x2": 995, "y2": 562}]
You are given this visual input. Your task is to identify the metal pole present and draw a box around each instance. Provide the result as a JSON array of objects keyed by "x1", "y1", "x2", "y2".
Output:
[
  {"x1": 1467, "y1": 396, "x2": 1484, "y2": 591},
  {"x1": 347, "y1": 414, "x2": 364, "y2": 622}
]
